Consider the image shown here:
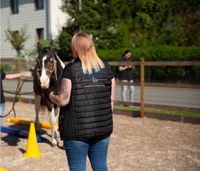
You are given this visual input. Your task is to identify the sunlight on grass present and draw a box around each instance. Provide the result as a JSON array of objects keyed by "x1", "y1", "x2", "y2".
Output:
[{"x1": 114, "y1": 105, "x2": 200, "y2": 118}]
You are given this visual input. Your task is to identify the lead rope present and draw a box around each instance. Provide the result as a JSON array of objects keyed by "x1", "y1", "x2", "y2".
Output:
[{"x1": 0, "y1": 79, "x2": 25, "y2": 118}]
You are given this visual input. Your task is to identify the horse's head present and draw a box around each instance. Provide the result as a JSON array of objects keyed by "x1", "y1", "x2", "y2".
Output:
[{"x1": 36, "y1": 44, "x2": 57, "y2": 89}]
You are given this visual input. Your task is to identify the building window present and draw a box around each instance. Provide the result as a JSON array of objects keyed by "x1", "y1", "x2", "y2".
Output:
[
  {"x1": 36, "y1": 28, "x2": 44, "y2": 40},
  {"x1": 10, "y1": 0, "x2": 19, "y2": 14},
  {"x1": 61, "y1": 0, "x2": 65, "y2": 6},
  {"x1": 35, "y1": 0, "x2": 44, "y2": 10}
]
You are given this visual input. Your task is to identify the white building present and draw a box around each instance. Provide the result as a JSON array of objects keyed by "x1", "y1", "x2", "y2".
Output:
[{"x1": 0, "y1": 0, "x2": 67, "y2": 58}]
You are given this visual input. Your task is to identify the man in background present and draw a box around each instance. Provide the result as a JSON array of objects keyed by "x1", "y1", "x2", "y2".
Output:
[{"x1": 118, "y1": 50, "x2": 134, "y2": 103}]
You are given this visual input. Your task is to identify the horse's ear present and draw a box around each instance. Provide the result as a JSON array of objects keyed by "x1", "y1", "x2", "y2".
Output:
[
  {"x1": 37, "y1": 42, "x2": 43, "y2": 54},
  {"x1": 49, "y1": 44, "x2": 55, "y2": 53},
  {"x1": 49, "y1": 45, "x2": 57, "y2": 59}
]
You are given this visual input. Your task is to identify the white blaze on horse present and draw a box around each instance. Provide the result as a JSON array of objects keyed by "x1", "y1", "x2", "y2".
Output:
[{"x1": 33, "y1": 44, "x2": 65, "y2": 146}]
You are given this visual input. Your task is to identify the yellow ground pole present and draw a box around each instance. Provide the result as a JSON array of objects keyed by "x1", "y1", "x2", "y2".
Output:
[
  {"x1": 0, "y1": 167, "x2": 7, "y2": 171},
  {"x1": 7, "y1": 117, "x2": 58, "y2": 129}
]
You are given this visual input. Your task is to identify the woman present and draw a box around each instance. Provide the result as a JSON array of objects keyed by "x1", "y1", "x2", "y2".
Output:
[
  {"x1": 49, "y1": 32, "x2": 115, "y2": 171},
  {"x1": 0, "y1": 71, "x2": 23, "y2": 115},
  {"x1": 0, "y1": 71, "x2": 23, "y2": 128}
]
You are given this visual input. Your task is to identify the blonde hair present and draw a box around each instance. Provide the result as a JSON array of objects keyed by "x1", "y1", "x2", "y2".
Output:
[{"x1": 71, "y1": 32, "x2": 105, "y2": 74}]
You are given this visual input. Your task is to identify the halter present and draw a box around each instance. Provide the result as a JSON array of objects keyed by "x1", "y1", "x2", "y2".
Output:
[{"x1": 36, "y1": 57, "x2": 58, "y2": 81}]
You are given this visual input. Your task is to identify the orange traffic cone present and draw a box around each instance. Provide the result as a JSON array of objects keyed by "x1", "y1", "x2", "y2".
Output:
[{"x1": 24, "y1": 122, "x2": 42, "y2": 158}]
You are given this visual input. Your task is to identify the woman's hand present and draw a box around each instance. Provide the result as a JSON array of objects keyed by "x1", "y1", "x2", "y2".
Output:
[{"x1": 48, "y1": 78, "x2": 72, "y2": 106}]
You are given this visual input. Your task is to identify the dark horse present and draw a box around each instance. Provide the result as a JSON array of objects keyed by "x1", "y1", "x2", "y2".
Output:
[{"x1": 33, "y1": 44, "x2": 65, "y2": 145}]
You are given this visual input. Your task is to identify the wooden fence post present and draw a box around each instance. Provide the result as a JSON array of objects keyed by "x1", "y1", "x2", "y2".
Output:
[
  {"x1": 17, "y1": 60, "x2": 22, "y2": 102},
  {"x1": 140, "y1": 57, "x2": 145, "y2": 117}
]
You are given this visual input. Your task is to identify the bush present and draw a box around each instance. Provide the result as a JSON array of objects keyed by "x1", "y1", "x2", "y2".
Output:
[
  {"x1": 98, "y1": 45, "x2": 200, "y2": 61},
  {"x1": 0, "y1": 65, "x2": 17, "y2": 73}
]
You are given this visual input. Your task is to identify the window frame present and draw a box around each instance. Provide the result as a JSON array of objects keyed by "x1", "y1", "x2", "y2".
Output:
[
  {"x1": 10, "y1": 0, "x2": 19, "y2": 14},
  {"x1": 34, "y1": 0, "x2": 44, "y2": 10},
  {"x1": 36, "y1": 28, "x2": 44, "y2": 41}
]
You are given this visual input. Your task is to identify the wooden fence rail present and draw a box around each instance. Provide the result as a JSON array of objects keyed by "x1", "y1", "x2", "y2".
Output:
[
  {"x1": 108, "y1": 60, "x2": 200, "y2": 66},
  {"x1": 2, "y1": 59, "x2": 200, "y2": 66},
  {"x1": 1, "y1": 58, "x2": 200, "y2": 117}
]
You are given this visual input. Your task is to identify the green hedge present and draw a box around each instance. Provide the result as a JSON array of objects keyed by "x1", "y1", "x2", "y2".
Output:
[
  {"x1": 97, "y1": 46, "x2": 200, "y2": 83},
  {"x1": 0, "y1": 65, "x2": 17, "y2": 73},
  {"x1": 98, "y1": 45, "x2": 200, "y2": 61}
]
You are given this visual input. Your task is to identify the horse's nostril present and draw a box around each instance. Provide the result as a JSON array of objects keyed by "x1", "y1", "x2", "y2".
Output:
[
  {"x1": 40, "y1": 79, "x2": 50, "y2": 89},
  {"x1": 41, "y1": 84, "x2": 49, "y2": 89}
]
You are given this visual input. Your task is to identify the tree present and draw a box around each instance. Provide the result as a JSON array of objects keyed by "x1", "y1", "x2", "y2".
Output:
[
  {"x1": 58, "y1": 0, "x2": 199, "y2": 60},
  {"x1": 5, "y1": 28, "x2": 29, "y2": 57},
  {"x1": 58, "y1": 0, "x2": 133, "y2": 60},
  {"x1": 162, "y1": 0, "x2": 200, "y2": 46}
]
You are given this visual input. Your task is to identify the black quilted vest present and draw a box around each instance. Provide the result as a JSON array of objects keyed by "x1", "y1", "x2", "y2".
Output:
[{"x1": 59, "y1": 60, "x2": 113, "y2": 140}]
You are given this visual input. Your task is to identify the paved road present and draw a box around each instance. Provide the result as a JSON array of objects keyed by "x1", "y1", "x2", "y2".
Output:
[
  {"x1": 116, "y1": 86, "x2": 200, "y2": 109},
  {"x1": 3, "y1": 80, "x2": 200, "y2": 109}
]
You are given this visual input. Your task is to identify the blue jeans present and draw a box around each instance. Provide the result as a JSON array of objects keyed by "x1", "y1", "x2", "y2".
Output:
[
  {"x1": 64, "y1": 137, "x2": 110, "y2": 171},
  {"x1": 121, "y1": 80, "x2": 134, "y2": 102},
  {"x1": 0, "y1": 103, "x2": 5, "y2": 129},
  {"x1": 0, "y1": 103, "x2": 5, "y2": 115}
]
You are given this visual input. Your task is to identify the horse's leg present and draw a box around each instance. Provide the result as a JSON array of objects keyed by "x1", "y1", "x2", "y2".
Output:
[
  {"x1": 54, "y1": 107, "x2": 59, "y2": 140},
  {"x1": 48, "y1": 107, "x2": 58, "y2": 146},
  {"x1": 34, "y1": 94, "x2": 41, "y2": 132}
]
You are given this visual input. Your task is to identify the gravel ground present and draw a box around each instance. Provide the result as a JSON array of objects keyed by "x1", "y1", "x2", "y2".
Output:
[{"x1": 1, "y1": 102, "x2": 200, "y2": 171}]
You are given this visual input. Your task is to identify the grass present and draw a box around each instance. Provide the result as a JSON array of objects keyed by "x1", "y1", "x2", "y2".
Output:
[{"x1": 114, "y1": 105, "x2": 200, "y2": 118}]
